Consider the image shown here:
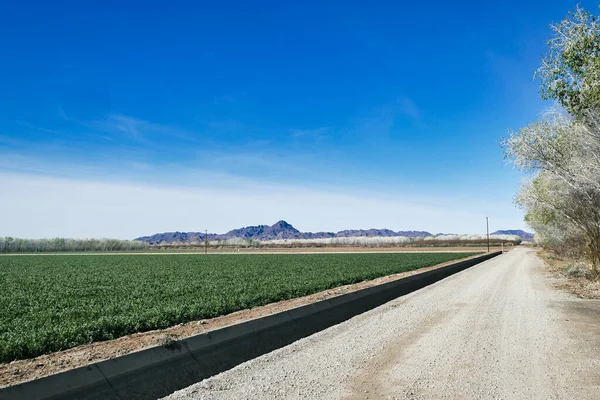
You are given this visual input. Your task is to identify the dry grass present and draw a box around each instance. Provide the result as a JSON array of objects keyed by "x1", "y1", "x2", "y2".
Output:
[{"x1": 539, "y1": 249, "x2": 600, "y2": 299}]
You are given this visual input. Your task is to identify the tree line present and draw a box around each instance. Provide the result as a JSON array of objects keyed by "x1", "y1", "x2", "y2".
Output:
[
  {"x1": 503, "y1": 6, "x2": 600, "y2": 277},
  {"x1": 0, "y1": 237, "x2": 149, "y2": 253}
]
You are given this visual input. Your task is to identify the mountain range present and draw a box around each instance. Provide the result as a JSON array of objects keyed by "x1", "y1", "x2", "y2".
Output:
[
  {"x1": 135, "y1": 221, "x2": 534, "y2": 244},
  {"x1": 490, "y1": 229, "x2": 534, "y2": 241}
]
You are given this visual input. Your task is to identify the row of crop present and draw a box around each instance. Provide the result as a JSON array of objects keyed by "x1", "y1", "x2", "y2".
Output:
[{"x1": 0, "y1": 237, "x2": 149, "y2": 253}]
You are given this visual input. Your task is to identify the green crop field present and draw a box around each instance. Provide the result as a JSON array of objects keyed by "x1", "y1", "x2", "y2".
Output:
[{"x1": 0, "y1": 252, "x2": 479, "y2": 363}]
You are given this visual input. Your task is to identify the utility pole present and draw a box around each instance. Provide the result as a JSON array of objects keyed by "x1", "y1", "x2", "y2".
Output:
[
  {"x1": 205, "y1": 229, "x2": 208, "y2": 255},
  {"x1": 486, "y1": 217, "x2": 490, "y2": 252}
]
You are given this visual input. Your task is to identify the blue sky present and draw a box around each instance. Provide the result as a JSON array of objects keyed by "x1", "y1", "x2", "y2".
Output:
[{"x1": 0, "y1": 1, "x2": 594, "y2": 238}]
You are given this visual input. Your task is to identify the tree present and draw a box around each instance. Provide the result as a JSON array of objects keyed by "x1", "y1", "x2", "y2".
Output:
[
  {"x1": 0, "y1": 237, "x2": 149, "y2": 253},
  {"x1": 536, "y1": 6, "x2": 600, "y2": 116},
  {"x1": 503, "y1": 108, "x2": 600, "y2": 276}
]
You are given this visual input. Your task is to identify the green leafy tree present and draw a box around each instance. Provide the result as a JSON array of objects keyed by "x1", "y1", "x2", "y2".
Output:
[{"x1": 536, "y1": 6, "x2": 600, "y2": 115}]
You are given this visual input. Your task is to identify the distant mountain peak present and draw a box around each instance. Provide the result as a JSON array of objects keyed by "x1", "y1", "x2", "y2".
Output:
[{"x1": 271, "y1": 220, "x2": 298, "y2": 231}]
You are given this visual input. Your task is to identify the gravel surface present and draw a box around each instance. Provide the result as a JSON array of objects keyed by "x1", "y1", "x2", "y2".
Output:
[{"x1": 164, "y1": 248, "x2": 600, "y2": 400}]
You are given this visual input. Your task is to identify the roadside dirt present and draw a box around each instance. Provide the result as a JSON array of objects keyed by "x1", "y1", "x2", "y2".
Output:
[
  {"x1": 539, "y1": 249, "x2": 600, "y2": 299},
  {"x1": 0, "y1": 252, "x2": 485, "y2": 388}
]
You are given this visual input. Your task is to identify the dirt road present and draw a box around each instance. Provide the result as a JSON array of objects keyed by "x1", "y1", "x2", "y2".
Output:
[{"x1": 165, "y1": 248, "x2": 600, "y2": 400}]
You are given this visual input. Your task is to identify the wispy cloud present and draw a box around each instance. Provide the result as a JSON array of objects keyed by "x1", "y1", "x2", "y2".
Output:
[
  {"x1": 396, "y1": 96, "x2": 421, "y2": 119},
  {"x1": 0, "y1": 135, "x2": 29, "y2": 146},
  {"x1": 289, "y1": 127, "x2": 330, "y2": 146},
  {"x1": 289, "y1": 127, "x2": 330, "y2": 138},
  {"x1": 58, "y1": 107, "x2": 69, "y2": 121},
  {"x1": 212, "y1": 92, "x2": 247, "y2": 105},
  {"x1": 351, "y1": 104, "x2": 397, "y2": 139},
  {"x1": 105, "y1": 115, "x2": 144, "y2": 139},
  {"x1": 348, "y1": 96, "x2": 424, "y2": 140},
  {"x1": 0, "y1": 138, "x2": 328, "y2": 191},
  {"x1": 15, "y1": 122, "x2": 68, "y2": 136},
  {"x1": 94, "y1": 114, "x2": 196, "y2": 142},
  {"x1": 206, "y1": 119, "x2": 246, "y2": 132},
  {"x1": 0, "y1": 153, "x2": 104, "y2": 178},
  {"x1": 56, "y1": 108, "x2": 199, "y2": 144}
]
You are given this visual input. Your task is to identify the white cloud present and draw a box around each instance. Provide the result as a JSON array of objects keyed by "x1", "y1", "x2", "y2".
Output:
[{"x1": 0, "y1": 172, "x2": 527, "y2": 239}]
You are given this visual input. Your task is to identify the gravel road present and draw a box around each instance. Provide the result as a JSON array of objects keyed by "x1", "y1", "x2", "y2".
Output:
[{"x1": 165, "y1": 248, "x2": 600, "y2": 399}]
